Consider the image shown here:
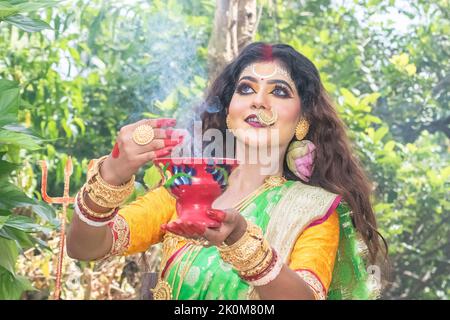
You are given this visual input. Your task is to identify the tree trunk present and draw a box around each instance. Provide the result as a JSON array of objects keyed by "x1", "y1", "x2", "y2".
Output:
[{"x1": 207, "y1": 0, "x2": 258, "y2": 84}]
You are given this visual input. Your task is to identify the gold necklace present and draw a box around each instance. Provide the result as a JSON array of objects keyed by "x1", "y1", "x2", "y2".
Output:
[{"x1": 232, "y1": 175, "x2": 287, "y2": 212}]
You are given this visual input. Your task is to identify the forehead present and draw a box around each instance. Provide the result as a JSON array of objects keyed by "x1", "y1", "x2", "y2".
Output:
[{"x1": 239, "y1": 60, "x2": 292, "y2": 81}]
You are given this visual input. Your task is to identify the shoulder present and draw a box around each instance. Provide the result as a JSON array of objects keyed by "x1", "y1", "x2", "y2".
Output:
[{"x1": 287, "y1": 180, "x2": 341, "y2": 203}]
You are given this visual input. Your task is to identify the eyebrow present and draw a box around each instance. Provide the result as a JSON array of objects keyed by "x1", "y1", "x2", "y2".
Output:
[{"x1": 238, "y1": 75, "x2": 294, "y2": 93}]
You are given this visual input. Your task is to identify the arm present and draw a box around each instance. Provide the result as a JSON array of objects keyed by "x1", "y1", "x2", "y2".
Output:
[
  {"x1": 66, "y1": 117, "x2": 182, "y2": 261},
  {"x1": 255, "y1": 210, "x2": 339, "y2": 299},
  {"x1": 163, "y1": 207, "x2": 339, "y2": 300},
  {"x1": 67, "y1": 186, "x2": 177, "y2": 261}
]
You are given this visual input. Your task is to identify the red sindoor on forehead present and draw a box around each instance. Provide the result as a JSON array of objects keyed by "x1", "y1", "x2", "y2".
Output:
[{"x1": 262, "y1": 44, "x2": 273, "y2": 61}]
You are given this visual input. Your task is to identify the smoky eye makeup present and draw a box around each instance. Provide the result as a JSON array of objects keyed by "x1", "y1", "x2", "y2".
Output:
[
  {"x1": 235, "y1": 81, "x2": 255, "y2": 95},
  {"x1": 271, "y1": 84, "x2": 293, "y2": 98}
]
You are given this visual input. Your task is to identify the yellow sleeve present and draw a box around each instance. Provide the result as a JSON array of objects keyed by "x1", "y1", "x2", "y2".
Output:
[
  {"x1": 117, "y1": 186, "x2": 177, "y2": 256},
  {"x1": 288, "y1": 209, "x2": 339, "y2": 299}
]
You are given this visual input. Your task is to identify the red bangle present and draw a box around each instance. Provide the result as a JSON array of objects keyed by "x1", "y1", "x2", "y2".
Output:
[
  {"x1": 240, "y1": 248, "x2": 278, "y2": 282},
  {"x1": 76, "y1": 193, "x2": 118, "y2": 222}
]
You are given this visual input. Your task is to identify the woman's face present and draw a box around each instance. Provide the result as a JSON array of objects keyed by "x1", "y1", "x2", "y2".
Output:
[{"x1": 227, "y1": 60, "x2": 301, "y2": 150}]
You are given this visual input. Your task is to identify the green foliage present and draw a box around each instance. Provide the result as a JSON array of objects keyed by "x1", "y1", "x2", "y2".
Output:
[
  {"x1": 0, "y1": 0, "x2": 447, "y2": 299},
  {"x1": 257, "y1": 0, "x2": 448, "y2": 299},
  {"x1": 0, "y1": 1, "x2": 60, "y2": 299},
  {"x1": 0, "y1": 78, "x2": 56, "y2": 299}
]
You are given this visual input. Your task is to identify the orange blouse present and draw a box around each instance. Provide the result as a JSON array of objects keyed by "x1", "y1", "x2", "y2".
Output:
[{"x1": 110, "y1": 186, "x2": 339, "y2": 299}]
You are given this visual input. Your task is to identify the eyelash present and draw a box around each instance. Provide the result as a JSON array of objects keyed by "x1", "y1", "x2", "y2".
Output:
[{"x1": 235, "y1": 82, "x2": 292, "y2": 98}]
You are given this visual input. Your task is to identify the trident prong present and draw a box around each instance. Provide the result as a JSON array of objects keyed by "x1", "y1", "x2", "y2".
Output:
[{"x1": 40, "y1": 157, "x2": 75, "y2": 300}]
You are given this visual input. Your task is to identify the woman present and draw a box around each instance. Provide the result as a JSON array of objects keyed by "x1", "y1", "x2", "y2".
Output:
[{"x1": 67, "y1": 42, "x2": 387, "y2": 300}]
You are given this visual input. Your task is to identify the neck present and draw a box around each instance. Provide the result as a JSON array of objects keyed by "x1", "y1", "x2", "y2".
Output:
[{"x1": 229, "y1": 143, "x2": 287, "y2": 192}]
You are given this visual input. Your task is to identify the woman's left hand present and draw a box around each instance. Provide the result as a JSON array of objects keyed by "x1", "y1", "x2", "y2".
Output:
[{"x1": 161, "y1": 208, "x2": 248, "y2": 247}]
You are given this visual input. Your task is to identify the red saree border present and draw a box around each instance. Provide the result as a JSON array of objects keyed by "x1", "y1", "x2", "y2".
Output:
[
  {"x1": 161, "y1": 244, "x2": 189, "y2": 278},
  {"x1": 304, "y1": 195, "x2": 342, "y2": 230}
]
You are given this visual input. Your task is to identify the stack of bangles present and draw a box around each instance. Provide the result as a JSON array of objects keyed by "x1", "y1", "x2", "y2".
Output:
[
  {"x1": 74, "y1": 155, "x2": 135, "y2": 227},
  {"x1": 218, "y1": 221, "x2": 283, "y2": 286}
]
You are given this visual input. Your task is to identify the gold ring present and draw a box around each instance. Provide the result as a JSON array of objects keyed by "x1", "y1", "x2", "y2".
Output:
[
  {"x1": 256, "y1": 109, "x2": 278, "y2": 126},
  {"x1": 132, "y1": 124, "x2": 155, "y2": 145}
]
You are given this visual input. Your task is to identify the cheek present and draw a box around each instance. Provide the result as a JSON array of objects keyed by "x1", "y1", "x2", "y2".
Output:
[
  {"x1": 228, "y1": 95, "x2": 250, "y2": 115},
  {"x1": 275, "y1": 103, "x2": 301, "y2": 141}
]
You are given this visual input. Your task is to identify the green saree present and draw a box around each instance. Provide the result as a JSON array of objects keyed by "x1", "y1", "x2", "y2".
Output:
[{"x1": 162, "y1": 180, "x2": 379, "y2": 300}]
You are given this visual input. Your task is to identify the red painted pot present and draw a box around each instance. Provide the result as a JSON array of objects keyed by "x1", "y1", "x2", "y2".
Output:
[{"x1": 153, "y1": 157, "x2": 239, "y2": 225}]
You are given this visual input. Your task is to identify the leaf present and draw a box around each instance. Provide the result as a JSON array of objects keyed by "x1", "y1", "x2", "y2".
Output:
[
  {"x1": 72, "y1": 117, "x2": 85, "y2": 135},
  {"x1": 340, "y1": 88, "x2": 359, "y2": 108},
  {"x1": 405, "y1": 64, "x2": 417, "y2": 76},
  {"x1": 143, "y1": 165, "x2": 162, "y2": 189},
  {"x1": 0, "y1": 215, "x2": 8, "y2": 231},
  {"x1": 13, "y1": 1, "x2": 59, "y2": 13},
  {"x1": 142, "y1": 112, "x2": 160, "y2": 119},
  {"x1": 0, "y1": 267, "x2": 34, "y2": 300},
  {"x1": 4, "y1": 215, "x2": 52, "y2": 234},
  {"x1": 374, "y1": 127, "x2": 389, "y2": 143},
  {"x1": 384, "y1": 140, "x2": 396, "y2": 152},
  {"x1": 0, "y1": 183, "x2": 35, "y2": 211},
  {"x1": 4, "y1": 14, "x2": 52, "y2": 32},
  {"x1": 69, "y1": 46, "x2": 81, "y2": 63},
  {"x1": 361, "y1": 92, "x2": 381, "y2": 106},
  {"x1": 155, "y1": 91, "x2": 177, "y2": 111},
  {"x1": 0, "y1": 2, "x2": 18, "y2": 19},
  {"x1": 0, "y1": 129, "x2": 41, "y2": 150},
  {"x1": 0, "y1": 238, "x2": 19, "y2": 275},
  {"x1": 0, "y1": 80, "x2": 19, "y2": 127},
  {"x1": 0, "y1": 159, "x2": 20, "y2": 179},
  {"x1": 0, "y1": 226, "x2": 35, "y2": 250}
]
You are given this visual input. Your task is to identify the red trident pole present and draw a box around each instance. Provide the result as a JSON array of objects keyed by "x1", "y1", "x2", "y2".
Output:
[{"x1": 40, "y1": 157, "x2": 75, "y2": 300}]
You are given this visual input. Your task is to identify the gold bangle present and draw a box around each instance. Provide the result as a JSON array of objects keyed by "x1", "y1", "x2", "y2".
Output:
[
  {"x1": 238, "y1": 238, "x2": 272, "y2": 274},
  {"x1": 78, "y1": 187, "x2": 117, "y2": 219},
  {"x1": 85, "y1": 156, "x2": 135, "y2": 208},
  {"x1": 239, "y1": 244, "x2": 273, "y2": 278},
  {"x1": 219, "y1": 221, "x2": 263, "y2": 253},
  {"x1": 219, "y1": 221, "x2": 268, "y2": 270}
]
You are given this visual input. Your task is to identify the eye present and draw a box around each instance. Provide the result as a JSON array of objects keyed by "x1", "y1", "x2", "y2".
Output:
[
  {"x1": 271, "y1": 85, "x2": 291, "y2": 98},
  {"x1": 236, "y1": 83, "x2": 255, "y2": 95}
]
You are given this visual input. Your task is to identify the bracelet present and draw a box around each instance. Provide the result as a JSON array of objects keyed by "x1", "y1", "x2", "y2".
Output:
[
  {"x1": 219, "y1": 221, "x2": 265, "y2": 269},
  {"x1": 247, "y1": 249, "x2": 283, "y2": 287},
  {"x1": 74, "y1": 194, "x2": 117, "y2": 227},
  {"x1": 219, "y1": 221, "x2": 263, "y2": 253},
  {"x1": 78, "y1": 189, "x2": 117, "y2": 219},
  {"x1": 239, "y1": 243, "x2": 274, "y2": 278},
  {"x1": 85, "y1": 156, "x2": 135, "y2": 208}
]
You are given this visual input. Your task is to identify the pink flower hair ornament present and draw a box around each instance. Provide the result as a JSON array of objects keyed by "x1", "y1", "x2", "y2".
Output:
[{"x1": 286, "y1": 140, "x2": 316, "y2": 182}]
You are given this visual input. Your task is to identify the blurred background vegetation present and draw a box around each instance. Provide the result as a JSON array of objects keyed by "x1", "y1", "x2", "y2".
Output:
[{"x1": 0, "y1": 0, "x2": 448, "y2": 300}]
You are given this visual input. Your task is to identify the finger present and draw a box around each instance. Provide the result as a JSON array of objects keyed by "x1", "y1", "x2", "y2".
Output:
[
  {"x1": 205, "y1": 209, "x2": 227, "y2": 223},
  {"x1": 166, "y1": 221, "x2": 185, "y2": 236},
  {"x1": 185, "y1": 221, "x2": 205, "y2": 237},
  {"x1": 152, "y1": 128, "x2": 186, "y2": 139},
  {"x1": 136, "y1": 137, "x2": 183, "y2": 154},
  {"x1": 164, "y1": 129, "x2": 189, "y2": 139},
  {"x1": 135, "y1": 146, "x2": 174, "y2": 163},
  {"x1": 202, "y1": 226, "x2": 225, "y2": 246},
  {"x1": 220, "y1": 209, "x2": 240, "y2": 224},
  {"x1": 146, "y1": 118, "x2": 177, "y2": 128},
  {"x1": 173, "y1": 220, "x2": 196, "y2": 237}
]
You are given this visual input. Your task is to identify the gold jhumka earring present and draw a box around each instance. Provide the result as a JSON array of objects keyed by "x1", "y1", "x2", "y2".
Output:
[{"x1": 295, "y1": 118, "x2": 309, "y2": 140}]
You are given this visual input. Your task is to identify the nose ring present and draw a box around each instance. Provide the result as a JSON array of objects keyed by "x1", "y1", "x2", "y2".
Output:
[{"x1": 256, "y1": 109, "x2": 278, "y2": 126}]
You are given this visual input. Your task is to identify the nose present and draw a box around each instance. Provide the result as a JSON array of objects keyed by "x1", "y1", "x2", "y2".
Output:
[{"x1": 252, "y1": 90, "x2": 271, "y2": 111}]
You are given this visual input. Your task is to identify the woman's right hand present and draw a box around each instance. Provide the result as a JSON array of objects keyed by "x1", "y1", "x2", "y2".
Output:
[{"x1": 100, "y1": 118, "x2": 185, "y2": 185}]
